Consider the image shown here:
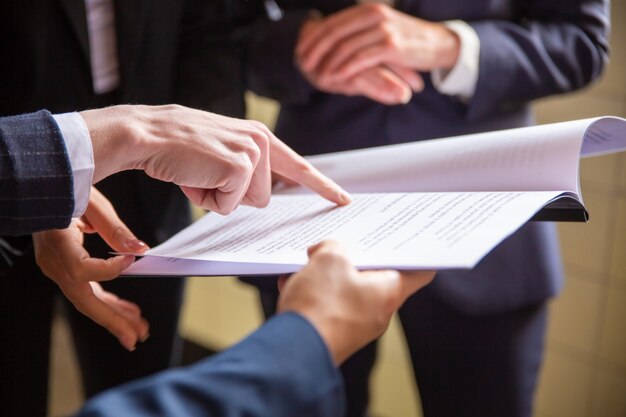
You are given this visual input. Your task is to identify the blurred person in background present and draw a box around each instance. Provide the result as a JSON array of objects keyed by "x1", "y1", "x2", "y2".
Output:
[{"x1": 240, "y1": 1, "x2": 610, "y2": 416}]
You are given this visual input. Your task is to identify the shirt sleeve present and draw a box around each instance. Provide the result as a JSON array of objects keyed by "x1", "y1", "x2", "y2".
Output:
[
  {"x1": 52, "y1": 113, "x2": 94, "y2": 217},
  {"x1": 430, "y1": 20, "x2": 481, "y2": 101}
]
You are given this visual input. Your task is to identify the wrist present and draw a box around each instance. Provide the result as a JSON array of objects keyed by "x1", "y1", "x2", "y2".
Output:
[
  {"x1": 80, "y1": 105, "x2": 146, "y2": 183},
  {"x1": 432, "y1": 23, "x2": 461, "y2": 70},
  {"x1": 286, "y1": 308, "x2": 351, "y2": 366}
]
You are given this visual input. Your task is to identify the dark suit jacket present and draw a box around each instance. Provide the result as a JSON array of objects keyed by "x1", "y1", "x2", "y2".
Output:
[
  {"x1": 0, "y1": 111, "x2": 74, "y2": 235},
  {"x1": 0, "y1": 0, "x2": 252, "y2": 246},
  {"x1": 77, "y1": 313, "x2": 344, "y2": 417},
  {"x1": 245, "y1": 0, "x2": 609, "y2": 314}
]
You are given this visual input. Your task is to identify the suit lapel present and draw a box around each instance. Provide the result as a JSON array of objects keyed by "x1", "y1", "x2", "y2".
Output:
[
  {"x1": 58, "y1": 0, "x2": 90, "y2": 65},
  {"x1": 114, "y1": 0, "x2": 150, "y2": 87}
]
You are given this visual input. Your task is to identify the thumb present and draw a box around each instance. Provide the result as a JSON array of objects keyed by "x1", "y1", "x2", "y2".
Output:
[
  {"x1": 398, "y1": 271, "x2": 436, "y2": 302},
  {"x1": 83, "y1": 187, "x2": 149, "y2": 254}
]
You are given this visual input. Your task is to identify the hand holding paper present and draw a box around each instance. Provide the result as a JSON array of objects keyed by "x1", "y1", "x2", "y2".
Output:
[
  {"x1": 33, "y1": 187, "x2": 149, "y2": 351},
  {"x1": 278, "y1": 240, "x2": 434, "y2": 365}
]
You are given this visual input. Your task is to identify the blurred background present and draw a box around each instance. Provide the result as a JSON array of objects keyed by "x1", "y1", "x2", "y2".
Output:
[{"x1": 49, "y1": 1, "x2": 624, "y2": 416}]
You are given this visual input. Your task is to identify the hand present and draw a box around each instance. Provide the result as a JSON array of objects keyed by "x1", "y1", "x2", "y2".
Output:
[
  {"x1": 277, "y1": 240, "x2": 434, "y2": 364},
  {"x1": 80, "y1": 105, "x2": 351, "y2": 215},
  {"x1": 296, "y1": 3, "x2": 459, "y2": 86},
  {"x1": 33, "y1": 187, "x2": 150, "y2": 351},
  {"x1": 297, "y1": 17, "x2": 422, "y2": 105}
]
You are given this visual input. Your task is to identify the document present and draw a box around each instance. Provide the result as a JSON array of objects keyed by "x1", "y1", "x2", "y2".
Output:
[{"x1": 123, "y1": 116, "x2": 626, "y2": 276}]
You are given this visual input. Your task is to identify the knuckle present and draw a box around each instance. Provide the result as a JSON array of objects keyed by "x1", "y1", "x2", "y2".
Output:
[
  {"x1": 253, "y1": 130, "x2": 270, "y2": 152},
  {"x1": 249, "y1": 191, "x2": 271, "y2": 208},
  {"x1": 314, "y1": 250, "x2": 338, "y2": 266},
  {"x1": 248, "y1": 119, "x2": 268, "y2": 132},
  {"x1": 258, "y1": 193, "x2": 271, "y2": 207},
  {"x1": 103, "y1": 310, "x2": 125, "y2": 331},
  {"x1": 247, "y1": 139, "x2": 263, "y2": 164},
  {"x1": 238, "y1": 152, "x2": 256, "y2": 173},
  {"x1": 365, "y1": 2, "x2": 385, "y2": 16},
  {"x1": 292, "y1": 159, "x2": 315, "y2": 179},
  {"x1": 110, "y1": 225, "x2": 127, "y2": 241},
  {"x1": 381, "y1": 28, "x2": 397, "y2": 47},
  {"x1": 236, "y1": 135, "x2": 262, "y2": 165},
  {"x1": 164, "y1": 103, "x2": 183, "y2": 112},
  {"x1": 226, "y1": 153, "x2": 254, "y2": 177},
  {"x1": 315, "y1": 248, "x2": 349, "y2": 269}
]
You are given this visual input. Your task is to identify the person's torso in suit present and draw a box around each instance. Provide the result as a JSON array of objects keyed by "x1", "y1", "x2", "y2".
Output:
[{"x1": 247, "y1": 0, "x2": 609, "y2": 314}]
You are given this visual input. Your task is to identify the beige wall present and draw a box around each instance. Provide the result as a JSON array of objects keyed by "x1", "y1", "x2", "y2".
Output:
[{"x1": 532, "y1": 0, "x2": 626, "y2": 415}]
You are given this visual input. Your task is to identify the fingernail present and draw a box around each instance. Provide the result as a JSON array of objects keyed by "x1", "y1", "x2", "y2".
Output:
[
  {"x1": 125, "y1": 239, "x2": 148, "y2": 251},
  {"x1": 140, "y1": 332, "x2": 150, "y2": 343},
  {"x1": 399, "y1": 89, "x2": 412, "y2": 104},
  {"x1": 120, "y1": 334, "x2": 137, "y2": 351},
  {"x1": 410, "y1": 80, "x2": 423, "y2": 92},
  {"x1": 338, "y1": 191, "x2": 352, "y2": 205}
]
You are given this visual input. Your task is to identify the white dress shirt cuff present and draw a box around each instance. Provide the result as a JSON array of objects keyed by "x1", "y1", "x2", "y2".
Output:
[
  {"x1": 431, "y1": 20, "x2": 480, "y2": 101},
  {"x1": 53, "y1": 113, "x2": 94, "y2": 217}
]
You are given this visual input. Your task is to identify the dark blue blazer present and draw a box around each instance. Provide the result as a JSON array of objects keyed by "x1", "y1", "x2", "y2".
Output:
[
  {"x1": 246, "y1": 0, "x2": 609, "y2": 314},
  {"x1": 77, "y1": 313, "x2": 344, "y2": 417},
  {"x1": 0, "y1": 111, "x2": 74, "y2": 235}
]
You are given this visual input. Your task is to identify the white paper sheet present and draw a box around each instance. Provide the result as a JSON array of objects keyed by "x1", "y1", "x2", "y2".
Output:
[{"x1": 124, "y1": 191, "x2": 563, "y2": 276}]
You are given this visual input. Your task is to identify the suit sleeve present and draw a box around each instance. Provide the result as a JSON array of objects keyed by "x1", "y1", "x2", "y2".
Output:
[
  {"x1": 466, "y1": 0, "x2": 609, "y2": 120},
  {"x1": 76, "y1": 312, "x2": 345, "y2": 417},
  {"x1": 0, "y1": 110, "x2": 74, "y2": 235}
]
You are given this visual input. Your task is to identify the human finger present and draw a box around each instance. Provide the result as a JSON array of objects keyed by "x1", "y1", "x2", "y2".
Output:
[
  {"x1": 333, "y1": 44, "x2": 395, "y2": 83},
  {"x1": 316, "y1": 28, "x2": 388, "y2": 79},
  {"x1": 359, "y1": 269, "x2": 434, "y2": 306},
  {"x1": 83, "y1": 187, "x2": 149, "y2": 254},
  {"x1": 277, "y1": 275, "x2": 289, "y2": 293},
  {"x1": 297, "y1": 4, "x2": 390, "y2": 71},
  {"x1": 62, "y1": 282, "x2": 149, "y2": 351},
  {"x1": 386, "y1": 64, "x2": 425, "y2": 92},
  {"x1": 349, "y1": 66, "x2": 412, "y2": 104},
  {"x1": 397, "y1": 270, "x2": 436, "y2": 301},
  {"x1": 34, "y1": 226, "x2": 135, "y2": 284},
  {"x1": 180, "y1": 148, "x2": 258, "y2": 214},
  {"x1": 90, "y1": 282, "x2": 150, "y2": 340},
  {"x1": 267, "y1": 135, "x2": 352, "y2": 206},
  {"x1": 306, "y1": 240, "x2": 351, "y2": 266},
  {"x1": 241, "y1": 126, "x2": 272, "y2": 208}
]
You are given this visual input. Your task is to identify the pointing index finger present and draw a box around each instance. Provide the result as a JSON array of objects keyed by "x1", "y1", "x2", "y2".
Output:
[{"x1": 268, "y1": 134, "x2": 351, "y2": 206}]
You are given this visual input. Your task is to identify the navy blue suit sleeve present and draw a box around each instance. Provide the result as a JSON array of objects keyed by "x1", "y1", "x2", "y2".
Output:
[
  {"x1": 0, "y1": 110, "x2": 74, "y2": 235},
  {"x1": 467, "y1": 0, "x2": 610, "y2": 120},
  {"x1": 76, "y1": 312, "x2": 345, "y2": 417}
]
